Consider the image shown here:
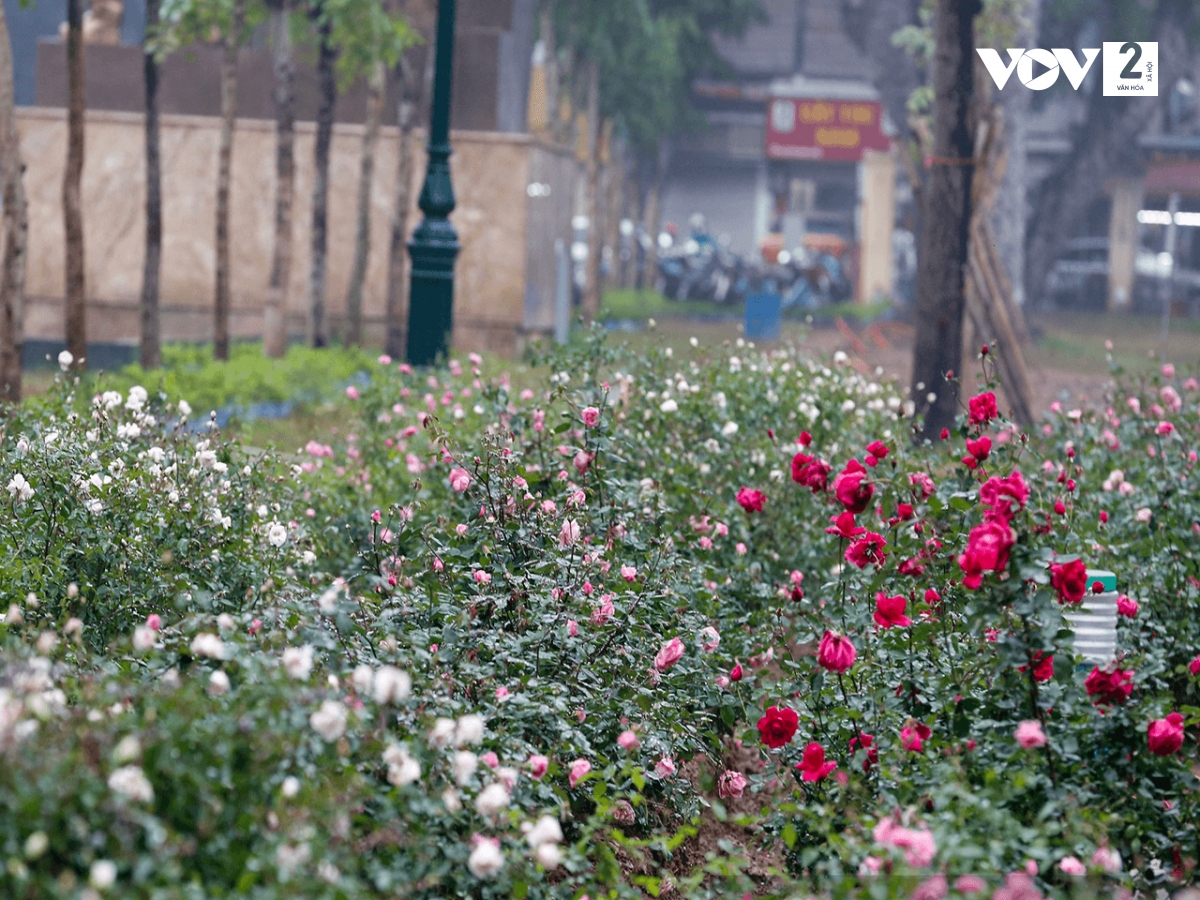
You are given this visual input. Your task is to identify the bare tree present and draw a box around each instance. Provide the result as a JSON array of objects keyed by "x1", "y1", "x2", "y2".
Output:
[
  {"x1": 263, "y1": 0, "x2": 295, "y2": 359},
  {"x1": 64, "y1": 0, "x2": 87, "y2": 368},
  {"x1": 0, "y1": 0, "x2": 28, "y2": 400},
  {"x1": 141, "y1": 0, "x2": 163, "y2": 369},
  {"x1": 307, "y1": 11, "x2": 336, "y2": 348},
  {"x1": 214, "y1": 0, "x2": 246, "y2": 361},
  {"x1": 345, "y1": 59, "x2": 385, "y2": 345},
  {"x1": 910, "y1": 0, "x2": 981, "y2": 437}
]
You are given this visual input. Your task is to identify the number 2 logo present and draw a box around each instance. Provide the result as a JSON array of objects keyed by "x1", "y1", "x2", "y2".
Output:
[{"x1": 1119, "y1": 41, "x2": 1142, "y2": 79}]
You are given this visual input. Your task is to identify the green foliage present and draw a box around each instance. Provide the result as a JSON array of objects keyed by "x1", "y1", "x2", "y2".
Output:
[{"x1": 92, "y1": 342, "x2": 375, "y2": 417}]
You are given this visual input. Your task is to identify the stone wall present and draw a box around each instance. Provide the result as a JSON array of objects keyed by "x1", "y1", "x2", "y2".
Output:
[{"x1": 16, "y1": 106, "x2": 576, "y2": 355}]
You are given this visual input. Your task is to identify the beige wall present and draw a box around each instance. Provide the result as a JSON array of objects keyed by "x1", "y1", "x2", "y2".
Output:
[{"x1": 16, "y1": 107, "x2": 572, "y2": 355}]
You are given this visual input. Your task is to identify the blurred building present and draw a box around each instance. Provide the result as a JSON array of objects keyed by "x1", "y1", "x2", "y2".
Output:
[
  {"x1": 3, "y1": 0, "x2": 574, "y2": 357},
  {"x1": 660, "y1": 0, "x2": 897, "y2": 303}
]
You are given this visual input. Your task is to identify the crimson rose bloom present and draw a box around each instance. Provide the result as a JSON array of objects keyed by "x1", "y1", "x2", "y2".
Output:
[
  {"x1": 833, "y1": 459, "x2": 874, "y2": 514},
  {"x1": 849, "y1": 732, "x2": 877, "y2": 770},
  {"x1": 791, "y1": 452, "x2": 831, "y2": 492},
  {"x1": 979, "y1": 471, "x2": 1030, "y2": 518},
  {"x1": 817, "y1": 630, "x2": 856, "y2": 673},
  {"x1": 1019, "y1": 651, "x2": 1054, "y2": 684},
  {"x1": 757, "y1": 705, "x2": 799, "y2": 749},
  {"x1": 736, "y1": 487, "x2": 767, "y2": 513},
  {"x1": 965, "y1": 436, "x2": 992, "y2": 461},
  {"x1": 968, "y1": 391, "x2": 998, "y2": 426},
  {"x1": 901, "y1": 722, "x2": 931, "y2": 752},
  {"x1": 958, "y1": 519, "x2": 1014, "y2": 589},
  {"x1": 826, "y1": 511, "x2": 865, "y2": 538},
  {"x1": 1049, "y1": 558, "x2": 1087, "y2": 605},
  {"x1": 1085, "y1": 665, "x2": 1134, "y2": 706},
  {"x1": 846, "y1": 531, "x2": 887, "y2": 569},
  {"x1": 874, "y1": 593, "x2": 912, "y2": 628},
  {"x1": 865, "y1": 440, "x2": 889, "y2": 459},
  {"x1": 795, "y1": 742, "x2": 837, "y2": 782},
  {"x1": 1147, "y1": 712, "x2": 1184, "y2": 756}
]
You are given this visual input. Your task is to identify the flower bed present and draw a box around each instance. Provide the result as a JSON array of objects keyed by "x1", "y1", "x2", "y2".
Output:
[{"x1": 0, "y1": 334, "x2": 1197, "y2": 898}]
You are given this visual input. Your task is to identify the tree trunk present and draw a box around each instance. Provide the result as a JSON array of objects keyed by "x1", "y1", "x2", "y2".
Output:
[
  {"x1": 308, "y1": 14, "x2": 336, "y2": 348},
  {"x1": 539, "y1": 2, "x2": 561, "y2": 141},
  {"x1": 0, "y1": 0, "x2": 28, "y2": 401},
  {"x1": 263, "y1": 0, "x2": 294, "y2": 359},
  {"x1": 642, "y1": 139, "x2": 667, "y2": 293},
  {"x1": 213, "y1": 0, "x2": 244, "y2": 361},
  {"x1": 345, "y1": 60, "x2": 385, "y2": 346},
  {"x1": 140, "y1": 0, "x2": 162, "y2": 370},
  {"x1": 63, "y1": 0, "x2": 86, "y2": 368},
  {"x1": 581, "y1": 57, "x2": 600, "y2": 322},
  {"x1": 910, "y1": 0, "x2": 980, "y2": 438},
  {"x1": 384, "y1": 91, "x2": 416, "y2": 359}
]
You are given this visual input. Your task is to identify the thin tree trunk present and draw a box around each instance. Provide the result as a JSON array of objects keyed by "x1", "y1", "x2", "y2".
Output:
[
  {"x1": 384, "y1": 94, "x2": 416, "y2": 359},
  {"x1": 63, "y1": 0, "x2": 86, "y2": 367},
  {"x1": 0, "y1": 0, "x2": 28, "y2": 401},
  {"x1": 140, "y1": 0, "x2": 162, "y2": 370},
  {"x1": 539, "y1": 2, "x2": 560, "y2": 141},
  {"x1": 581, "y1": 57, "x2": 600, "y2": 322},
  {"x1": 263, "y1": 0, "x2": 294, "y2": 359},
  {"x1": 213, "y1": 0, "x2": 244, "y2": 361},
  {"x1": 346, "y1": 60, "x2": 385, "y2": 346},
  {"x1": 910, "y1": 0, "x2": 981, "y2": 438},
  {"x1": 308, "y1": 14, "x2": 336, "y2": 348},
  {"x1": 642, "y1": 139, "x2": 666, "y2": 293}
]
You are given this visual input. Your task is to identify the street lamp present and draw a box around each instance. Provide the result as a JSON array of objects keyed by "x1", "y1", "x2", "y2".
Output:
[{"x1": 405, "y1": 0, "x2": 459, "y2": 366}]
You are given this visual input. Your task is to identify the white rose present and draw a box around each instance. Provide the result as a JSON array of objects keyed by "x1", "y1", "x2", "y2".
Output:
[
  {"x1": 282, "y1": 646, "x2": 314, "y2": 681},
  {"x1": 309, "y1": 700, "x2": 348, "y2": 742},
  {"x1": 474, "y1": 783, "x2": 510, "y2": 817},
  {"x1": 429, "y1": 717, "x2": 456, "y2": 748},
  {"x1": 455, "y1": 714, "x2": 485, "y2": 746},
  {"x1": 107, "y1": 765, "x2": 154, "y2": 803},
  {"x1": 208, "y1": 670, "x2": 231, "y2": 696},
  {"x1": 189, "y1": 633, "x2": 224, "y2": 659},
  {"x1": 467, "y1": 840, "x2": 504, "y2": 879},
  {"x1": 452, "y1": 751, "x2": 478, "y2": 786},
  {"x1": 90, "y1": 860, "x2": 118, "y2": 890},
  {"x1": 267, "y1": 522, "x2": 288, "y2": 548},
  {"x1": 525, "y1": 815, "x2": 563, "y2": 848},
  {"x1": 372, "y1": 666, "x2": 411, "y2": 705}
]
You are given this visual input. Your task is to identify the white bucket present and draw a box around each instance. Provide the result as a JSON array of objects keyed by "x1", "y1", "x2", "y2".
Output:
[{"x1": 1062, "y1": 590, "x2": 1120, "y2": 665}]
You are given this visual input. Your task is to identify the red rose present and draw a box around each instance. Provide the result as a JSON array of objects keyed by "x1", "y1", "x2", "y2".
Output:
[
  {"x1": 874, "y1": 593, "x2": 912, "y2": 628},
  {"x1": 1049, "y1": 558, "x2": 1087, "y2": 605},
  {"x1": 833, "y1": 459, "x2": 875, "y2": 514},
  {"x1": 965, "y1": 436, "x2": 992, "y2": 461},
  {"x1": 817, "y1": 630, "x2": 856, "y2": 673},
  {"x1": 957, "y1": 519, "x2": 1014, "y2": 589},
  {"x1": 795, "y1": 742, "x2": 837, "y2": 782},
  {"x1": 1147, "y1": 712, "x2": 1184, "y2": 756},
  {"x1": 1019, "y1": 651, "x2": 1054, "y2": 684},
  {"x1": 845, "y1": 532, "x2": 887, "y2": 569},
  {"x1": 968, "y1": 391, "x2": 998, "y2": 426},
  {"x1": 826, "y1": 511, "x2": 866, "y2": 538},
  {"x1": 736, "y1": 487, "x2": 766, "y2": 514},
  {"x1": 1085, "y1": 665, "x2": 1134, "y2": 706},
  {"x1": 757, "y1": 705, "x2": 799, "y2": 749},
  {"x1": 866, "y1": 440, "x2": 889, "y2": 459},
  {"x1": 901, "y1": 722, "x2": 931, "y2": 752},
  {"x1": 979, "y1": 471, "x2": 1029, "y2": 519},
  {"x1": 791, "y1": 452, "x2": 830, "y2": 492},
  {"x1": 849, "y1": 732, "x2": 877, "y2": 770}
]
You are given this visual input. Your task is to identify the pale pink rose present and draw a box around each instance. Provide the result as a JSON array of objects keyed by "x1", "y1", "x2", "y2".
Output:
[
  {"x1": 717, "y1": 769, "x2": 747, "y2": 799},
  {"x1": 495, "y1": 686, "x2": 510, "y2": 700},
  {"x1": 449, "y1": 468, "x2": 472, "y2": 492},
  {"x1": 567, "y1": 620, "x2": 578, "y2": 636},
  {"x1": 620, "y1": 565, "x2": 638, "y2": 582},
  {"x1": 654, "y1": 637, "x2": 685, "y2": 671},
  {"x1": 617, "y1": 730, "x2": 640, "y2": 751},
  {"x1": 345, "y1": 385, "x2": 360, "y2": 400},
  {"x1": 700, "y1": 626, "x2": 720, "y2": 652},
  {"x1": 145, "y1": 614, "x2": 162, "y2": 631},
  {"x1": 953, "y1": 875, "x2": 986, "y2": 894},
  {"x1": 473, "y1": 570, "x2": 492, "y2": 585},
  {"x1": 1015, "y1": 720, "x2": 1046, "y2": 748},
  {"x1": 582, "y1": 407, "x2": 601, "y2": 427},
  {"x1": 568, "y1": 758, "x2": 592, "y2": 788},
  {"x1": 735, "y1": 542, "x2": 747, "y2": 555},
  {"x1": 559, "y1": 518, "x2": 581, "y2": 547},
  {"x1": 1059, "y1": 856, "x2": 1085, "y2": 876},
  {"x1": 528, "y1": 754, "x2": 549, "y2": 779},
  {"x1": 654, "y1": 757, "x2": 676, "y2": 778},
  {"x1": 1091, "y1": 846, "x2": 1121, "y2": 873},
  {"x1": 480, "y1": 751, "x2": 499, "y2": 769}
]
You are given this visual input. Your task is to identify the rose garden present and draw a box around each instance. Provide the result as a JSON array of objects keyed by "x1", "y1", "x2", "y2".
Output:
[{"x1": 1, "y1": 330, "x2": 1198, "y2": 899}]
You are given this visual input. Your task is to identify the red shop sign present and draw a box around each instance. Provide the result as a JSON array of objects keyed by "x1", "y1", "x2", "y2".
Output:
[{"x1": 766, "y1": 98, "x2": 890, "y2": 162}]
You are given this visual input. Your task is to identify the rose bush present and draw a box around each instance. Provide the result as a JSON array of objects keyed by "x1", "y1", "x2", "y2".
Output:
[{"x1": 0, "y1": 331, "x2": 1198, "y2": 898}]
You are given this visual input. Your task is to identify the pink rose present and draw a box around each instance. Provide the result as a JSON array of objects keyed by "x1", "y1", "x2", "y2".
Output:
[
  {"x1": 620, "y1": 565, "x2": 638, "y2": 582},
  {"x1": 568, "y1": 757, "x2": 592, "y2": 788},
  {"x1": 581, "y1": 406, "x2": 601, "y2": 427},
  {"x1": 1189, "y1": 655, "x2": 1200, "y2": 676},
  {"x1": 654, "y1": 756, "x2": 676, "y2": 778},
  {"x1": 145, "y1": 614, "x2": 162, "y2": 631},
  {"x1": 1117, "y1": 595, "x2": 1139, "y2": 617},
  {"x1": 700, "y1": 626, "x2": 720, "y2": 652},
  {"x1": 833, "y1": 459, "x2": 874, "y2": 514},
  {"x1": 817, "y1": 631, "x2": 856, "y2": 673},
  {"x1": 717, "y1": 769, "x2": 747, "y2": 799},
  {"x1": 654, "y1": 637, "x2": 685, "y2": 672},
  {"x1": 617, "y1": 730, "x2": 639, "y2": 751},
  {"x1": 953, "y1": 875, "x2": 986, "y2": 894},
  {"x1": 1147, "y1": 712, "x2": 1185, "y2": 756},
  {"x1": 528, "y1": 754, "x2": 549, "y2": 779},
  {"x1": 1015, "y1": 720, "x2": 1047, "y2": 748},
  {"x1": 736, "y1": 487, "x2": 767, "y2": 513},
  {"x1": 449, "y1": 468, "x2": 471, "y2": 492},
  {"x1": 1058, "y1": 856, "x2": 1086, "y2": 876}
]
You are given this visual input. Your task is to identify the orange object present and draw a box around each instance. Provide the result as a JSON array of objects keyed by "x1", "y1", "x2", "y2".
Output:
[
  {"x1": 802, "y1": 232, "x2": 848, "y2": 256},
  {"x1": 760, "y1": 232, "x2": 784, "y2": 264}
]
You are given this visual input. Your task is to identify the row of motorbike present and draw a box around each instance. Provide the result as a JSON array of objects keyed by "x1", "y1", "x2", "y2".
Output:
[{"x1": 652, "y1": 234, "x2": 854, "y2": 309}]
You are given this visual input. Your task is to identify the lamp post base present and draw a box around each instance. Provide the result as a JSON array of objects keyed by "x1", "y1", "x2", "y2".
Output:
[{"x1": 406, "y1": 217, "x2": 459, "y2": 366}]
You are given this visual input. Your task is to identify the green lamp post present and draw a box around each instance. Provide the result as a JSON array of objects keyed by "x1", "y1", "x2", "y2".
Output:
[{"x1": 405, "y1": 0, "x2": 459, "y2": 366}]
